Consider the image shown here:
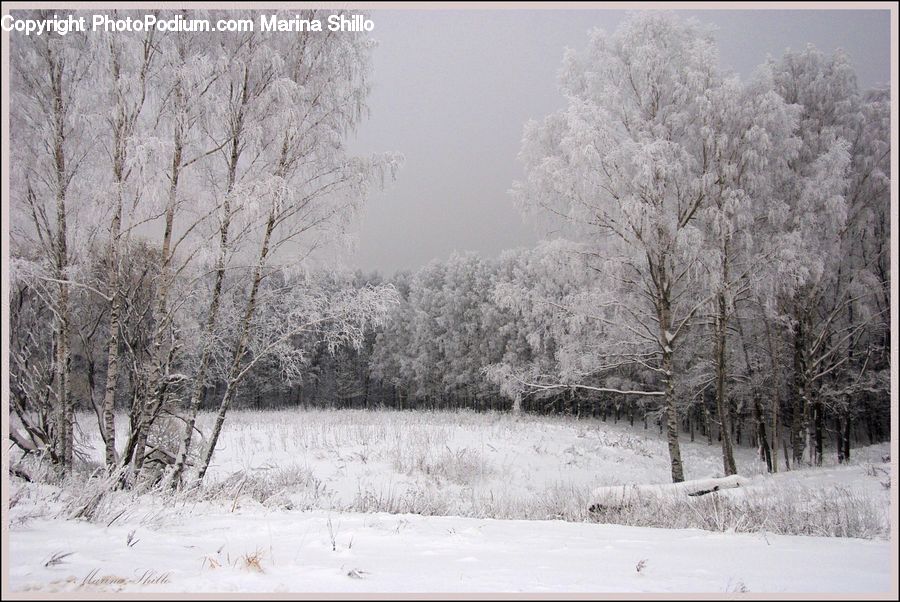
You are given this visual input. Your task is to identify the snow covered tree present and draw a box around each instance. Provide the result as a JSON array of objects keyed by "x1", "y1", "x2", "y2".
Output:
[
  {"x1": 169, "y1": 20, "x2": 281, "y2": 486},
  {"x1": 121, "y1": 12, "x2": 228, "y2": 479},
  {"x1": 91, "y1": 15, "x2": 160, "y2": 471},
  {"x1": 194, "y1": 11, "x2": 401, "y2": 482},
  {"x1": 509, "y1": 13, "x2": 727, "y2": 482},
  {"x1": 765, "y1": 45, "x2": 887, "y2": 466},
  {"x1": 9, "y1": 11, "x2": 95, "y2": 470},
  {"x1": 693, "y1": 69, "x2": 801, "y2": 475}
]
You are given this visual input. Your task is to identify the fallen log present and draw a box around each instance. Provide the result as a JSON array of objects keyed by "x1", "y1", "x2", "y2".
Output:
[{"x1": 589, "y1": 475, "x2": 749, "y2": 512}]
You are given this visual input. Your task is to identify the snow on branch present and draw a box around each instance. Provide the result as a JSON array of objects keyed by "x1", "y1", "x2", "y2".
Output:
[{"x1": 240, "y1": 283, "x2": 400, "y2": 385}]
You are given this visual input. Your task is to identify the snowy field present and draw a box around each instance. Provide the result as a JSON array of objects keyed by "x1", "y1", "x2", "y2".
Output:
[{"x1": 6, "y1": 409, "x2": 895, "y2": 594}]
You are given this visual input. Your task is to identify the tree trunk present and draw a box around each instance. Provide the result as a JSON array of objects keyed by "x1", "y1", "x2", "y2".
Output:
[
  {"x1": 791, "y1": 316, "x2": 808, "y2": 465},
  {"x1": 843, "y1": 415, "x2": 851, "y2": 462},
  {"x1": 763, "y1": 316, "x2": 782, "y2": 473},
  {"x1": 662, "y1": 341, "x2": 684, "y2": 483},
  {"x1": 714, "y1": 290, "x2": 737, "y2": 476},
  {"x1": 196, "y1": 206, "x2": 278, "y2": 482},
  {"x1": 171, "y1": 208, "x2": 232, "y2": 485},
  {"x1": 48, "y1": 46, "x2": 74, "y2": 470},
  {"x1": 102, "y1": 38, "x2": 152, "y2": 473},
  {"x1": 101, "y1": 284, "x2": 122, "y2": 469},
  {"x1": 171, "y1": 64, "x2": 249, "y2": 487},
  {"x1": 132, "y1": 93, "x2": 183, "y2": 475},
  {"x1": 704, "y1": 403, "x2": 713, "y2": 446},
  {"x1": 55, "y1": 280, "x2": 73, "y2": 468},
  {"x1": 813, "y1": 399, "x2": 824, "y2": 466},
  {"x1": 100, "y1": 148, "x2": 125, "y2": 471},
  {"x1": 835, "y1": 415, "x2": 845, "y2": 464},
  {"x1": 753, "y1": 396, "x2": 772, "y2": 472}
]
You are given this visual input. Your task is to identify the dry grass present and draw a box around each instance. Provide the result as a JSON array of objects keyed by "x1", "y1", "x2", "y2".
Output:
[
  {"x1": 588, "y1": 485, "x2": 890, "y2": 539},
  {"x1": 10, "y1": 408, "x2": 892, "y2": 541},
  {"x1": 241, "y1": 549, "x2": 265, "y2": 573},
  {"x1": 199, "y1": 465, "x2": 328, "y2": 511},
  {"x1": 393, "y1": 444, "x2": 492, "y2": 486}
]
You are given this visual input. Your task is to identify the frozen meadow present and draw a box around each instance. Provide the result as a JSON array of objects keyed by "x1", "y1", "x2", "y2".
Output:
[
  {"x1": 6, "y1": 6, "x2": 893, "y2": 597},
  {"x1": 7, "y1": 408, "x2": 894, "y2": 594}
]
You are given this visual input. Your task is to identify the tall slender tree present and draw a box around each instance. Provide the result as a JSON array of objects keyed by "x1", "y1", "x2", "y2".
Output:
[
  {"x1": 510, "y1": 14, "x2": 727, "y2": 482},
  {"x1": 9, "y1": 11, "x2": 94, "y2": 470}
]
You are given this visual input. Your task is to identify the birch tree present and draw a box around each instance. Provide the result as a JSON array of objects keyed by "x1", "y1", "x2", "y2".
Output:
[
  {"x1": 694, "y1": 70, "x2": 800, "y2": 475},
  {"x1": 9, "y1": 11, "x2": 94, "y2": 470},
  {"x1": 169, "y1": 24, "x2": 280, "y2": 486},
  {"x1": 193, "y1": 12, "x2": 401, "y2": 482},
  {"x1": 767, "y1": 46, "x2": 863, "y2": 466},
  {"x1": 510, "y1": 14, "x2": 724, "y2": 482},
  {"x1": 123, "y1": 14, "x2": 225, "y2": 477},
  {"x1": 93, "y1": 16, "x2": 159, "y2": 471}
]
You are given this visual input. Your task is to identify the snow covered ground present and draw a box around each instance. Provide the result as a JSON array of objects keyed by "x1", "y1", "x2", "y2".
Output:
[
  {"x1": 8, "y1": 509, "x2": 892, "y2": 593},
  {"x1": 6, "y1": 409, "x2": 895, "y2": 594}
]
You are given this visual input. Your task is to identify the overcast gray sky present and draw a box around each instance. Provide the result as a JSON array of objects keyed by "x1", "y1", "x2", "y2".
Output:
[{"x1": 348, "y1": 9, "x2": 892, "y2": 275}]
